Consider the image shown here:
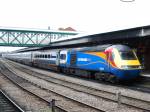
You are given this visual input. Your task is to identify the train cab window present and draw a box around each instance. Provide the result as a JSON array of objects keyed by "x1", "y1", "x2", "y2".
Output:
[
  {"x1": 112, "y1": 52, "x2": 115, "y2": 60},
  {"x1": 119, "y1": 51, "x2": 136, "y2": 60},
  {"x1": 60, "y1": 54, "x2": 66, "y2": 60},
  {"x1": 109, "y1": 52, "x2": 115, "y2": 61}
]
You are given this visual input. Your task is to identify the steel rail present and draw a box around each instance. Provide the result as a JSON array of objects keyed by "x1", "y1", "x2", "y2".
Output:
[
  {"x1": 0, "y1": 65, "x2": 68, "y2": 112},
  {"x1": 6, "y1": 59, "x2": 150, "y2": 112},
  {"x1": 0, "y1": 89, "x2": 25, "y2": 112},
  {"x1": 0, "y1": 62, "x2": 105, "y2": 112}
]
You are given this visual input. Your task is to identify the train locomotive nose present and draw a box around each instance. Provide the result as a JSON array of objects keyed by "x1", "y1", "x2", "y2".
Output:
[{"x1": 117, "y1": 69, "x2": 141, "y2": 80}]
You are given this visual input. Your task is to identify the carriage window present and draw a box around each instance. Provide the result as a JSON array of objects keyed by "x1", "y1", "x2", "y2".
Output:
[
  {"x1": 48, "y1": 55, "x2": 50, "y2": 58},
  {"x1": 119, "y1": 51, "x2": 136, "y2": 60},
  {"x1": 51, "y1": 55, "x2": 56, "y2": 58},
  {"x1": 45, "y1": 55, "x2": 47, "y2": 58}
]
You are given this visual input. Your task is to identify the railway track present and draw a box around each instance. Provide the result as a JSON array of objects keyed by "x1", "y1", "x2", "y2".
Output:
[
  {"x1": 0, "y1": 89, "x2": 24, "y2": 112},
  {"x1": 130, "y1": 75, "x2": 150, "y2": 91},
  {"x1": 3, "y1": 59, "x2": 150, "y2": 112},
  {"x1": 0, "y1": 60, "x2": 105, "y2": 112}
]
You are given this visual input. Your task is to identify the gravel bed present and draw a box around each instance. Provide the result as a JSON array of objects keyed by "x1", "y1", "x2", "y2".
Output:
[
  {"x1": 0, "y1": 73, "x2": 51, "y2": 112},
  {"x1": 0, "y1": 61, "x2": 103, "y2": 112},
  {"x1": 10, "y1": 59, "x2": 150, "y2": 102},
  {"x1": 5, "y1": 60, "x2": 144, "y2": 112},
  {"x1": 10, "y1": 63, "x2": 150, "y2": 110},
  {"x1": 26, "y1": 86, "x2": 99, "y2": 112}
]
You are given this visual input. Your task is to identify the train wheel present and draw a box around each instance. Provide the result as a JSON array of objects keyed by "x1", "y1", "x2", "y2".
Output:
[
  {"x1": 63, "y1": 68, "x2": 68, "y2": 74},
  {"x1": 94, "y1": 72, "x2": 100, "y2": 80},
  {"x1": 94, "y1": 72, "x2": 105, "y2": 81},
  {"x1": 108, "y1": 75, "x2": 119, "y2": 83},
  {"x1": 87, "y1": 71, "x2": 92, "y2": 79},
  {"x1": 69, "y1": 68, "x2": 75, "y2": 75}
]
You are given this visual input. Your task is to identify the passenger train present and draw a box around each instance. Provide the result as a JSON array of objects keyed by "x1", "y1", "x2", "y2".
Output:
[{"x1": 3, "y1": 44, "x2": 142, "y2": 82}]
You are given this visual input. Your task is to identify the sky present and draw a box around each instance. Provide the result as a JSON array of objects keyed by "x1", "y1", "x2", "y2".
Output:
[{"x1": 0, "y1": 0, "x2": 150, "y2": 52}]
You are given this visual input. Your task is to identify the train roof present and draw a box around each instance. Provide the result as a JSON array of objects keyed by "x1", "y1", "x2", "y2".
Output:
[
  {"x1": 73, "y1": 44, "x2": 112, "y2": 52},
  {"x1": 73, "y1": 44, "x2": 132, "y2": 52},
  {"x1": 110, "y1": 45, "x2": 131, "y2": 51}
]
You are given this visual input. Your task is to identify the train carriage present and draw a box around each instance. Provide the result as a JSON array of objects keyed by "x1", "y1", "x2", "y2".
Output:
[
  {"x1": 33, "y1": 51, "x2": 58, "y2": 70},
  {"x1": 59, "y1": 45, "x2": 142, "y2": 81},
  {"x1": 3, "y1": 44, "x2": 142, "y2": 82}
]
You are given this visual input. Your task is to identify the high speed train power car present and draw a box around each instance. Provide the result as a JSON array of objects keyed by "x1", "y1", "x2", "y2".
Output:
[{"x1": 3, "y1": 44, "x2": 142, "y2": 82}]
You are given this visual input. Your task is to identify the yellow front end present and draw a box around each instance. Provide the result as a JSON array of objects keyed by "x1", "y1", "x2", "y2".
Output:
[{"x1": 113, "y1": 49, "x2": 141, "y2": 70}]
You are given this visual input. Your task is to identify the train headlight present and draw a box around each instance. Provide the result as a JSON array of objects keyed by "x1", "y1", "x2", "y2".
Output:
[
  {"x1": 121, "y1": 65, "x2": 142, "y2": 69},
  {"x1": 138, "y1": 65, "x2": 143, "y2": 69},
  {"x1": 121, "y1": 65, "x2": 129, "y2": 69}
]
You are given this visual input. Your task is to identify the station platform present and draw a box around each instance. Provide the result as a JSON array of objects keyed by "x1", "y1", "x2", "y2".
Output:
[{"x1": 142, "y1": 73, "x2": 150, "y2": 77}]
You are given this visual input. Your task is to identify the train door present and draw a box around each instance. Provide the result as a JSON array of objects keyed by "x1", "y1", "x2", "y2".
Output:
[
  {"x1": 56, "y1": 51, "x2": 60, "y2": 66},
  {"x1": 59, "y1": 50, "x2": 68, "y2": 67},
  {"x1": 70, "y1": 52, "x2": 77, "y2": 67}
]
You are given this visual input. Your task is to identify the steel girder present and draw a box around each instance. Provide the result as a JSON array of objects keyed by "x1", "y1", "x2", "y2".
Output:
[{"x1": 0, "y1": 28, "x2": 78, "y2": 47}]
